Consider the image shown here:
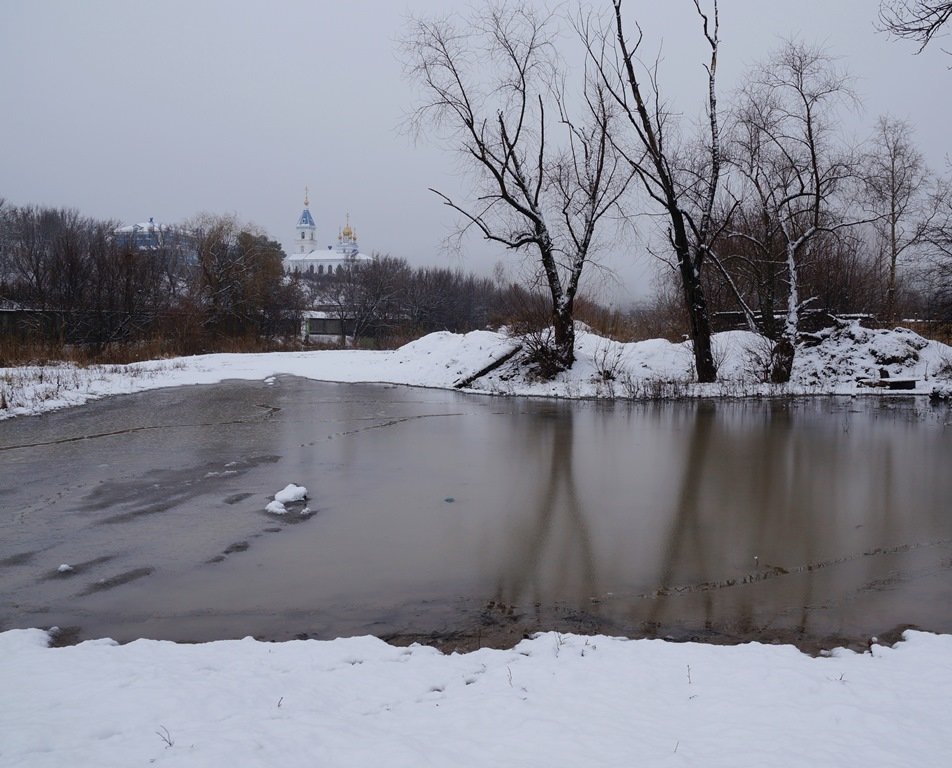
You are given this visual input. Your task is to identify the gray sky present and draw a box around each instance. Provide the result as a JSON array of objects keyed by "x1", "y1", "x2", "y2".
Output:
[{"x1": 1, "y1": 1, "x2": 948, "y2": 304}]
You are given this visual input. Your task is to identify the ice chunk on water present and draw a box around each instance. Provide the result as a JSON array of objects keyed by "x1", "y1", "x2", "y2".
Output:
[
  {"x1": 266, "y1": 484, "x2": 308, "y2": 514},
  {"x1": 274, "y1": 484, "x2": 307, "y2": 504},
  {"x1": 265, "y1": 500, "x2": 288, "y2": 515}
]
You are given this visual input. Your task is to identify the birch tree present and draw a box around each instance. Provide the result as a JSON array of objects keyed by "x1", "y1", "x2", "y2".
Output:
[
  {"x1": 862, "y1": 116, "x2": 932, "y2": 320},
  {"x1": 921, "y1": 175, "x2": 952, "y2": 321},
  {"x1": 726, "y1": 41, "x2": 861, "y2": 382}
]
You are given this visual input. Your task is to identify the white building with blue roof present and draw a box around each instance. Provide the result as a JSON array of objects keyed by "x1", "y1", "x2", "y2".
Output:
[
  {"x1": 283, "y1": 189, "x2": 372, "y2": 276},
  {"x1": 114, "y1": 217, "x2": 197, "y2": 263}
]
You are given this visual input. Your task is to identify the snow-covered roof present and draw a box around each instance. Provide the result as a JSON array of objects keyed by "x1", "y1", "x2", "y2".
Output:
[
  {"x1": 115, "y1": 220, "x2": 167, "y2": 233},
  {"x1": 297, "y1": 209, "x2": 315, "y2": 228}
]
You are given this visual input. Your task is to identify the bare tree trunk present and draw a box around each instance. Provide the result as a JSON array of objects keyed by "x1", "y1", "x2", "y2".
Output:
[
  {"x1": 667, "y1": 205, "x2": 717, "y2": 381},
  {"x1": 680, "y1": 244, "x2": 717, "y2": 382},
  {"x1": 727, "y1": 41, "x2": 866, "y2": 383},
  {"x1": 552, "y1": 298, "x2": 575, "y2": 369},
  {"x1": 886, "y1": 208, "x2": 899, "y2": 320},
  {"x1": 591, "y1": 0, "x2": 723, "y2": 383}
]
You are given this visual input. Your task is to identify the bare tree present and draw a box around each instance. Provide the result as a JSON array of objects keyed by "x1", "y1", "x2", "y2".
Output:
[
  {"x1": 403, "y1": 3, "x2": 631, "y2": 372},
  {"x1": 798, "y1": 229, "x2": 881, "y2": 316},
  {"x1": 402, "y1": 266, "x2": 499, "y2": 334},
  {"x1": 724, "y1": 41, "x2": 863, "y2": 382},
  {"x1": 188, "y1": 215, "x2": 295, "y2": 339},
  {"x1": 879, "y1": 1, "x2": 952, "y2": 52},
  {"x1": 862, "y1": 116, "x2": 933, "y2": 320},
  {"x1": 920, "y1": 174, "x2": 952, "y2": 321},
  {"x1": 4, "y1": 205, "x2": 66, "y2": 309},
  {"x1": 583, "y1": 0, "x2": 724, "y2": 382},
  {"x1": 339, "y1": 255, "x2": 410, "y2": 344}
]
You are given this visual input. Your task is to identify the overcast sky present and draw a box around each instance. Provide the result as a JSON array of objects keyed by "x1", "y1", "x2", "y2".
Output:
[{"x1": 1, "y1": 1, "x2": 948, "y2": 304}]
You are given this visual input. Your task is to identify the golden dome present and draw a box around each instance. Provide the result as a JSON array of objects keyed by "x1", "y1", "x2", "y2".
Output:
[{"x1": 340, "y1": 213, "x2": 355, "y2": 241}]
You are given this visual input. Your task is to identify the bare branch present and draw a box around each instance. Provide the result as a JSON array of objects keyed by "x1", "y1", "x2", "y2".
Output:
[
  {"x1": 878, "y1": 1, "x2": 952, "y2": 53},
  {"x1": 403, "y1": 3, "x2": 633, "y2": 370}
]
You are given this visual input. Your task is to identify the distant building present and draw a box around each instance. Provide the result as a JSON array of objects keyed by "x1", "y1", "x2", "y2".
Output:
[
  {"x1": 300, "y1": 309, "x2": 355, "y2": 344},
  {"x1": 114, "y1": 217, "x2": 171, "y2": 250},
  {"x1": 283, "y1": 189, "x2": 372, "y2": 276},
  {"x1": 113, "y1": 217, "x2": 197, "y2": 262}
]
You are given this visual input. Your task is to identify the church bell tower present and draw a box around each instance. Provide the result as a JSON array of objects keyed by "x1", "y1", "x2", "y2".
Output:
[{"x1": 295, "y1": 187, "x2": 316, "y2": 254}]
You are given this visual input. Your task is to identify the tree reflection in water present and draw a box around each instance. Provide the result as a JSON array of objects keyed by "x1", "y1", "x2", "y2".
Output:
[
  {"x1": 639, "y1": 399, "x2": 943, "y2": 642},
  {"x1": 489, "y1": 406, "x2": 600, "y2": 631},
  {"x1": 483, "y1": 398, "x2": 952, "y2": 645}
]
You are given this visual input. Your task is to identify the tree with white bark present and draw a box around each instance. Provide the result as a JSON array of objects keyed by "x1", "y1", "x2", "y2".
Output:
[{"x1": 723, "y1": 41, "x2": 865, "y2": 382}]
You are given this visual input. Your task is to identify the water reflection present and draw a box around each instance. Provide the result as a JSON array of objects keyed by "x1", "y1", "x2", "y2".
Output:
[
  {"x1": 612, "y1": 399, "x2": 952, "y2": 642},
  {"x1": 649, "y1": 401, "x2": 718, "y2": 630},
  {"x1": 491, "y1": 407, "x2": 598, "y2": 621},
  {"x1": 464, "y1": 397, "x2": 952, "y2": 644},
  {"x1": 1, "y1": 380, "x2": 950, "y2": 646}
]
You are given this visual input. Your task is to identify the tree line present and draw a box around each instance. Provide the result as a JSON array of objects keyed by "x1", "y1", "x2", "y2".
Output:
[
  {"x1": 0, "y1": 205, "x2": 299, "y2": 357},
  {"x1": 0, "y1": 200, "x2": 569, "y2": 360},
  {"x1": 403, "y1": 0, "x2": 952, "y2": 382},
  {"x1": 296, "y1": 255, "x2": 597, "y2": 348}
]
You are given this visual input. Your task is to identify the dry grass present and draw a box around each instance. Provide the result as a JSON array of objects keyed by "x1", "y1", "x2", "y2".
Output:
[
  {"x1": 0, "y1": 364, "x2": 93, "y2": 413},
  {"x1": 0, "y1": 359, "x2": 189, "y2": 416},
  {"x1": 0, "y1": 334, "x2": 305, "y2": 368}
]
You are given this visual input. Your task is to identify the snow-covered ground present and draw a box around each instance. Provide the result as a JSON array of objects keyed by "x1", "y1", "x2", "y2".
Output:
[
  {"x1": 1, "y1": 628, "x2": 950, "y2": 767},
  {"x1": 2, "y1": 325, "x2": 951, "y2": 765},
  {"x1": 2, "y1": 323, "x2": 951, "y2": 420}
]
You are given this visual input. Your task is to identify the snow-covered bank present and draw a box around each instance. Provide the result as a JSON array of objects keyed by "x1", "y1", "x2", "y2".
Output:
[
  {"x1": 2, "y1": 324, "x2": 950, "y2": 420},
  {"x1": 1, "y1": 628, "x2": 950, "y2": 767}
]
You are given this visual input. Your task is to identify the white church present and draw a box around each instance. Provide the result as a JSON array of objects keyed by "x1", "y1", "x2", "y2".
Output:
[{"x1": 282, "y1": 190, "x2": 372, "y2": 276}]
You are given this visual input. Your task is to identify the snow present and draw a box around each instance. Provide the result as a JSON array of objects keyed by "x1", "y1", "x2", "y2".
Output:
[
  {"x1": 265, "y1": 484, "x2": 308, "y2": 515},
  {"x1": 274, "y1": 483, "x2": 308, "y2": 504},
  {"x1": 264, "y1": 500, "x2": 288, "y2": 515},
  {"x1": 266, "y1": 483, "x2": 308, "y2": 514},
  {"x1": 2, "y1": 325, "x2": 951, "y2": 763},
  {"x1": 56, "y1": 564, "x2": 73, "y2": 574},
  {"x1": 2, "y1": 323, "x2": 950, "y2": 422},
  {"x1": 792, "y1": 322, "x2": 945, "y2": 390},
  {"x1": 0, "y1": 628, "x2": 950, "y2": 767}
]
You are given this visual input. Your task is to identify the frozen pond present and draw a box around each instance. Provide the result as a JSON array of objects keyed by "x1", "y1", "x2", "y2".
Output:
[{"x1": 1, "y1": 378, "x2": 950, "y2": 650}]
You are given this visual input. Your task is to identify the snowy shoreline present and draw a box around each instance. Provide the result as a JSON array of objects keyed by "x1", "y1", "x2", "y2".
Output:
[
  {"x1": 2, "y1": 627, "x2": 950, "y2": 767},
  {"x1": 2, "y1": 323, "x2": 951, "y2": 421}
]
